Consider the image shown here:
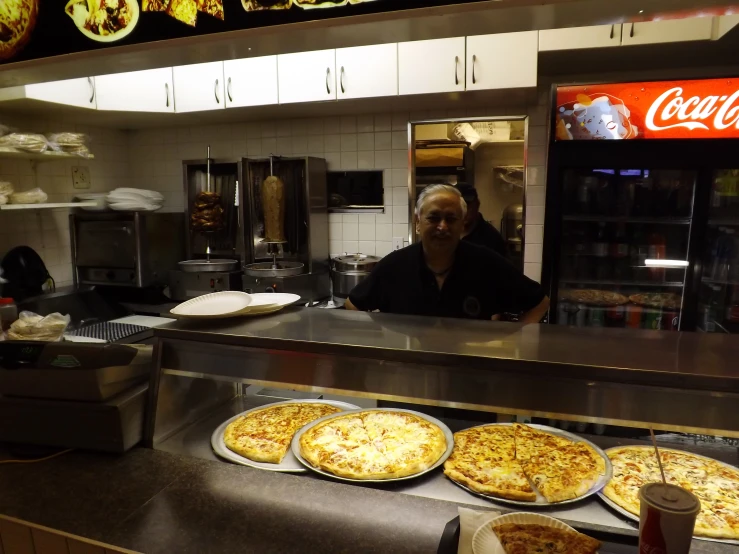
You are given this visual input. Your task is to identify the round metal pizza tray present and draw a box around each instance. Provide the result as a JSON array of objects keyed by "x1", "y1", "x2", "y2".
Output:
[
  {"x1": 211, "y1": 399, "x2": 361, "y2": 473},
  {"x1": 597, "y1": 445, "x2": 739, "y2": 545},
  {"x1": 446, "y1": 423, "x2": 613, "y2": 507},
  {"x1": 291, "y1": 408, "x2": 455, "y2": 483}
]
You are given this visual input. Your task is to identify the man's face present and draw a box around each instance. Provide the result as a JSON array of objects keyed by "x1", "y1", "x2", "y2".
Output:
[
  {"x1": 464, "y1": 198, "x2": 480, "y2": 228},
  {"x1": 416, "y1": 192, "x2": 465, "y2": 255}
]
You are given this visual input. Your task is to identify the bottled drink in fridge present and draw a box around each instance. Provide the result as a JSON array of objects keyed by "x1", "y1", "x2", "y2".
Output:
[
  {"x1": 648, "y1": 232, "x2": 667, "y2": 282},
  {"x1": 577, "y1": 176, "x2": 596, "y2": 214},
  {"x1": 711, "y1": 169, "x2": 739, "y2": 212},
  {"x1": 702, "y1": 285, "x2": 725, "y2": 332},
  {"x1": 630, "y1": 228, "x2": 649, "y2": 282},
  {"x1": 610, "y1": 223, "x2": 631, "y2": 280},
  {"x1": 593, "y1": 223, "x2": 610, "y2": 280},
  {"x1": 710, "y1": 230, "x2": 735, "y2": 283},
  {"x1": 626, "y1": 304, "x2": 643, "y2": 328},
  {"x1": 727, "y1": 286, "x2": 739, "y2": 323},
  {"x1": 633, "y1": 177, "x2": 654, "y2": 216}
]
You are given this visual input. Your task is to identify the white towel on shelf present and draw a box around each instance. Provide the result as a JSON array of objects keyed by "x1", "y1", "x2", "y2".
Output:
[{"x1": 458, "y1": 507, "x2": 502, "y2": 554}]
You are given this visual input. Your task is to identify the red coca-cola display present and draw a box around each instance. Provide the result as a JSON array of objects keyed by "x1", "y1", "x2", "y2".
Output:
[{"x1": 545, "y1": 77, "x2": 739, "y2": 334}]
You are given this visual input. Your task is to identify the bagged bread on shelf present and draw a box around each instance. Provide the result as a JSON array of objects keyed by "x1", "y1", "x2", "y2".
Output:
[
  {"x1": 47, "y1": 132, "x2": 92, "y2": 157},
  {"x1": 0, "y1": 133, "x2": 51, "y2": 153},
  {"x1": 0, "y1": 182, "x2": 13, "y2": 196},
  {"x1": 10, "y1": 188, "x2": 48, "y2": 204},
  {"x1": 0, "y1": 195, "x2": 8, "y2": 205},
  {"x1": 6, "y1": 311, "x2": 71, "y2": 342}
]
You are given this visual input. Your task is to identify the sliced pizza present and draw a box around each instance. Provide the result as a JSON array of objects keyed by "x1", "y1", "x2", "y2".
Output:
[
  {"x1": 167, "y1": 0, "x2": 197, "y2": 26},
  {"x1": 513, "y1": 423, "x2": 573, "y2": 461},
  {"x1": 142, "y1": 0, "x2": 171, "y2": 11},
  {"x1": 522, "y1": 442, "x2": 606, "y2": 503},
  {"x1": 196, "y1": 0, "x2": 224, "y2": 19},
  {"x1": 492, "y1": 523, "x2": 601, "y2": 554},
  {"x1": 0, "y1": 0, "x2": 38, "y2": 61}
]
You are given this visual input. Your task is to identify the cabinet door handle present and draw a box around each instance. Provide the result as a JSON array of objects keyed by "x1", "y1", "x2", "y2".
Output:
[
  {"x1": 227, "y1": 77, "x2": 233, "y2": 102},
  {"x1": 87, "y1": 76, "x2": 95, "y2": 104},
  {"x1": 472, "y1": 54, "x2": 477, "y2": 85},
  {"x1": 326, "y1": 67, "x2": 331, "y2": 94},
  {"x1": 610, "y1": 24, "x2": 614, "y2": 39},
  {"x1": 454, "y1": 56, "x2": 459, "y2": 86},
  {"x1": 165, "y1": 83, "x2": 170, "y2": 108},
  {"x1": 340, "y1": 66, "x2": 345, "y2": 94},
  {"x1": 215, "y1": 78, "x2": 220, "y2": 104},
  {"x1": 630, "y1": 23, "x2": 635, "y2": 38}
]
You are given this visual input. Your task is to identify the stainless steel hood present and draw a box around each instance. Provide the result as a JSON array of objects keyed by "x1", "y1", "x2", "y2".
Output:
[{"x1": 1, "y1": 0, "x2": 739, "y2": 88}]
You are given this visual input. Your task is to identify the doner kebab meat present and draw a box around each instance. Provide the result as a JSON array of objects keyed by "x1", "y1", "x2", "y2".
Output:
[
  {"x1": 262, "y1": 175, "x2": 286, "y2": 242},
  {"x1": 191, "y1": 190, "x2": 225, "y2": 232}
]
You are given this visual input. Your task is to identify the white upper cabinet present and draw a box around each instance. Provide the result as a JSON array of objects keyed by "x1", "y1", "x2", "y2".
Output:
[
  {"x1": 539, "y1": 24, "x2": 622, "y2": 51},
  {"x1": 24, "y1": 78, "x2": 97, "y2": 109},
  {"x1": 278, "y1": 50, "x2": 336, "y2": 104},
  {"x1": 398, "y1": 37, "x2": 466, "y2": 96},
  {"x1": 466, "y1": 31, "x2": 538, "y2": 90},
  {"x1": 335, "y1": 44, "x2": 398, "y2": 100},
  {"x1": 621, "y1": 17, "x2": 714, "y2": 46},
  {"x1": 95, "y1": 68, "x2": 174, "y2": 113},
  {"x1": 172, "y1": 62, "x2": 225, "y2": 113},
  {"x1": 224, "y1": 56, "x2": 278, "y2": 108}
]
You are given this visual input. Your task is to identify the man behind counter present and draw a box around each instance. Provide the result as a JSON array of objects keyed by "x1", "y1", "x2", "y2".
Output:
[
  {"x1": 345, "y1": 184, "x2": 550, "y2": 323},
  {"x1": 457, "y1": 184, "x2": 509, "y2": 258}
]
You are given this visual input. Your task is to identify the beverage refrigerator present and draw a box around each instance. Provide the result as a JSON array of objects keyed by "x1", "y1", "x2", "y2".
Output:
[{"x1": 542, "y1": 78, "x2": 739, "y2": 333}]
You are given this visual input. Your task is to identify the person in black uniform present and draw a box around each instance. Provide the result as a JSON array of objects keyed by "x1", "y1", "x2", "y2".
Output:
[
  {"x1": 345, "y1": 184, "x2": 549, "y2": 323},
  {"x1": 456, "y1": 184, "x2": 508, "y2": 258}
]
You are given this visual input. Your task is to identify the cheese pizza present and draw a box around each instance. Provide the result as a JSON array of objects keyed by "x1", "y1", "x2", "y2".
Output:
[
  {"x1": 0, "y1": 0, "x2": 38, "y2": 61},
  {"x1": 604, "y1": 446, "x2": 739, "y2": 540},
  {"x1": 444, "y1": 423, "x2": 607, "y2": 503},
  {"x1": 224, "y1": 402, "x2": 341, "y2": 464},
  {"x1": 492, "y1": 523, "x2": 601, "y2": 554},
  {"x1": 299, "y1": 410, "x2": 447, "y2": 480}
]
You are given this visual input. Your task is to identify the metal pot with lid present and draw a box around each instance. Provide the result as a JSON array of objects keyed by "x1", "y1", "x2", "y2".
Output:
[{"x1": 331, "y1": 253, "x2": 380, "y2": 306}]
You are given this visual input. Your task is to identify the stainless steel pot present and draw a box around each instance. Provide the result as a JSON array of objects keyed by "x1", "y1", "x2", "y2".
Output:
[{"x1": 331, "y1": 254, "x2": 380, "y2": 305}]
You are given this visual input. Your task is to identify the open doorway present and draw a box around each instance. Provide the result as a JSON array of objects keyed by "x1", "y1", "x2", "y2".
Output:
[{"x1": 409, "y1": 117, "x2": 527, "y2": 271}]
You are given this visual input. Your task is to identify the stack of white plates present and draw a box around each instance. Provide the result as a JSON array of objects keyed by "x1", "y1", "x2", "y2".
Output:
[{"x1": 107, "y1": 188, "x2": 164, "y2": 212}]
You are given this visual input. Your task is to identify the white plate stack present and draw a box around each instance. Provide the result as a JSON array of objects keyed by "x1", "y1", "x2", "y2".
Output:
[{"x1": 106, "y1": 188, "x2": 164, "y2": 211}]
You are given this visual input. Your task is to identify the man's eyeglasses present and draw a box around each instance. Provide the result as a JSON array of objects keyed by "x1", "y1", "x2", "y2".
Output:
[{"x1": 424, "y1": 214, "x2": 461, "y2": 225}]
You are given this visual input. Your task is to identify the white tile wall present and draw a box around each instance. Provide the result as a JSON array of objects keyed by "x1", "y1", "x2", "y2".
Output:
[
  {"x1": 0, "y1": 112, "x2": 131, "y2": 288},
  {"x1": 0, "y1": 89, "x2": 551, "y2": 292}
]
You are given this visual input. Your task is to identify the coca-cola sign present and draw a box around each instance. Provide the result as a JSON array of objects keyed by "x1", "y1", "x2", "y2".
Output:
[{"x1": 555, "y1": 78, "x2": 739, "y2": 140}]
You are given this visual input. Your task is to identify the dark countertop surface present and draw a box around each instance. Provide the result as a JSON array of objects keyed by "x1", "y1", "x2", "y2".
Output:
[
  {"x1": 1, "y1": 445, "x2": 737, "y2": 554},
  {"x1": 154, "y1": 307, "x2": 739, "y2": 391}
]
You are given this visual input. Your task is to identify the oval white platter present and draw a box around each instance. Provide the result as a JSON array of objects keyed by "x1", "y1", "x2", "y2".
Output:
[
  {"x1": 446, "y1": 423, "x2": 613, "y2": 507},
  {"x1": 291, "y1": 408, "x2": 455, "y2": 483},
  {"x1": 472, "y1": 512, "x2": 598, "y2": 554},
  {"x1": 211, "y1": 399, "x2": 361, "y2": 472}
]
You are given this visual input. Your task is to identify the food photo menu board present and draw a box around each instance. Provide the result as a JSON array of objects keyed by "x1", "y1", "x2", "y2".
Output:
[{"x1": 0, "y1": 0, "x2": 484, "y2": 65}]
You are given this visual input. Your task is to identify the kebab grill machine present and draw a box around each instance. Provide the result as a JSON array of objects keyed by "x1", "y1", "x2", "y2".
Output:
[
  {"x1": 241, "y1": 156, "x2": 330, "y2": 302},
  {"x1": 169, "y1": 147, "x2": 243, "y2": 301}
]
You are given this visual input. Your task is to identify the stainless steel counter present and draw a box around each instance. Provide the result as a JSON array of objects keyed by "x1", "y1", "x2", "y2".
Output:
[{"x1": 151, "y1": 308, "x2": 739, "y2": 437}]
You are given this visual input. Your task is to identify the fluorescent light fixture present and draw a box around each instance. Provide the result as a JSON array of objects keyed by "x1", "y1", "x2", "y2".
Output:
[{"x1": 645, "y1": 259, "x2": 689, "y2": 268}]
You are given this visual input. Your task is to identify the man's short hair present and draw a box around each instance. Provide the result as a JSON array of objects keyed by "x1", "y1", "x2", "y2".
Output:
[{"x1": 415, "y1": 184, "x2": 467, "y2": 218}]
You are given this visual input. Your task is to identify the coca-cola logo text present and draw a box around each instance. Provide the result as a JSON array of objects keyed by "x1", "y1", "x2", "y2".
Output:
[{"x1": 644, "y1": 87, "x2": 739, "y2": 132}]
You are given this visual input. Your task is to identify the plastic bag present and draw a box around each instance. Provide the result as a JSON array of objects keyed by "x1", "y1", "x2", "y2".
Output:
[
  {"x1": 10, "y1": 188, "x2": 48, "y2": 204},
  {"x1": 0, "y1": 181, "x2": 13, "y2": 196},
  {"x1": 6, "y1": 311, "x2": 71, "y2": 342},
  {"x1": 0, "y1": 195, "x2": 7, "y2": 205},
  {"x1": 0, "y1": 123, "x2": 12, "y2": 137},
  {"x1": 47, "y1": 133, "x2": 92, "y2": 158},
  {"x1": 0, "y1": 133, "x2": 50, "y2": 153}
]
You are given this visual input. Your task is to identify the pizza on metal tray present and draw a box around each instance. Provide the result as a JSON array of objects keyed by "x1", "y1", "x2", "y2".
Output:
[
  {"x1": 299, "y1": 410, "x2": 447, "y2": 480},
  {"x1": 224, "y1": 402, "x2": 341, "y2": 464},
  {"x1": 604, "y1": 446, "x2": 739, "y2": 540},
  {"x1": 444, "y1": 423, "x2": 606, "y2": 503}
]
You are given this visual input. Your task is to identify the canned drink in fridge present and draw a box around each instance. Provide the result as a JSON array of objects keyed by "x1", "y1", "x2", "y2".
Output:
[
  {"x1": 588, "y1": 306, "x2": 606, "y2": 327},
  {"x1": 606, "y1": 304, "x2": 626, "y2": 327},
  {"x1": 644, "y1": 309, "x2": 663, "y2": 330},
  {"x1": 639, "y1": 483, "x2": 700, "y2": 554},
  {"x1": 664, "y1": 309, "x2": 680, "y2": 331},
  {"x1": 626, "y1": 304, "x2": 643, "y2": 328}
]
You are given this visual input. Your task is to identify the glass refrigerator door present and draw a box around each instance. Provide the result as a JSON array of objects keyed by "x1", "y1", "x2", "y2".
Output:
[
  {"x1": 697, "y1": 169, "x2": 739, "y2": 333},
  {"x1": 556, "y1": 168, "x2": 696, "y2": 331}
]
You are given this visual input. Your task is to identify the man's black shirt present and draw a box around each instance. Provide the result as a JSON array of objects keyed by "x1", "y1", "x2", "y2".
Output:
[
  {"x1": 463, "y1": 213, "x2": 508, "y2": 258},
  {"x1": 348, "y1": 241, "x2": 545, "y2": 320}
]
